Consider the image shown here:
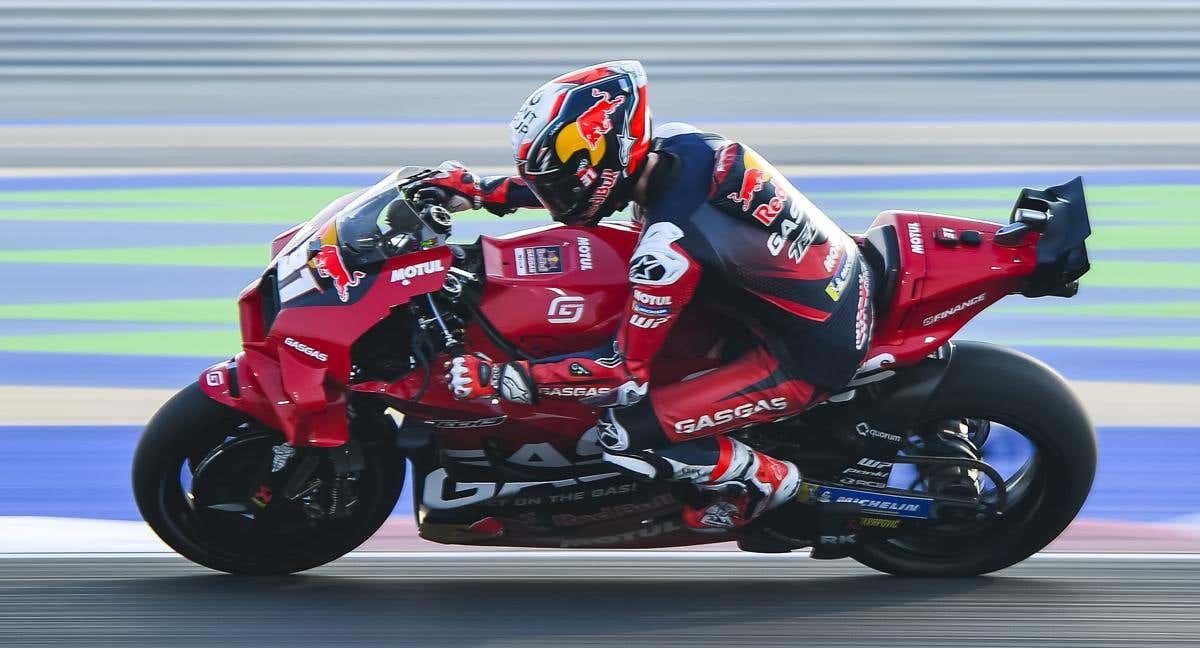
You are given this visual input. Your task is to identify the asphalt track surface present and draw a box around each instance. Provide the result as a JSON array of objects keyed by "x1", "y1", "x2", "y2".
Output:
[{"x1": 0, "y1": 553, "x2": 1196, "y2": 647}]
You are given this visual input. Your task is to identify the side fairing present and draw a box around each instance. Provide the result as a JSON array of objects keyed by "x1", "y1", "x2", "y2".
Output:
[{"x1": 220, "y1": 214, "x2": 454, "y2": 447}]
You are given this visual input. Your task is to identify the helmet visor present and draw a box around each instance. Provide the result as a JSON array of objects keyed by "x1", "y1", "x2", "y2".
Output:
[{"x1": 525, "y1": 170, "x2": 590, "y2": 224}]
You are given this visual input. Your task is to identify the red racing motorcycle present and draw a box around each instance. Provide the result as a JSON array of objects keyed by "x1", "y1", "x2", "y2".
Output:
[{"x1": 133, "y1": 168, "x2": 1097, "y2": 576}]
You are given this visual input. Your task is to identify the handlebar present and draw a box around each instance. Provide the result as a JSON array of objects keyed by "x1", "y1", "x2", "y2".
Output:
[{"x1": 413, "y1": 186, "x2": 450, "y2": 209}]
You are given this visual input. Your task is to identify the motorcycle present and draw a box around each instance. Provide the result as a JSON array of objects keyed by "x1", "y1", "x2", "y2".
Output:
[{"x1": 132, "y1": 168, "x2": 1096, "y2": 576}]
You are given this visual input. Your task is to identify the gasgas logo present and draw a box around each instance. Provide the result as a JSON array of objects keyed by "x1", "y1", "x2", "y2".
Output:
[
  {"x1": 390, "y1": 259, "x2": 445, "y2": 286},
  {"x1": 421, "y1": 433, "x2": 624, "y2": 510},
  {"x1": 312, "y1": 244, "x2": 365, "y2": 303},
  {"x1": 674, "y1": 397, "x2": 789, "y2": 434},
  {"x1": 284, "y1": 337, "x2": 328, "y2": 362}
]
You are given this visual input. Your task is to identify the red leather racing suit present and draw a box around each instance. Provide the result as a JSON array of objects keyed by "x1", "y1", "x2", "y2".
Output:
[{"x1": 479, "y1": 123, "x2": 874, "y2": 454}]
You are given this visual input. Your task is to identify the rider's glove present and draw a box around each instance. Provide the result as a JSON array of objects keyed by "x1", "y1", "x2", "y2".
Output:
[
  {"x1": 446, "y1": 354, "x2": 535, "y2": 404},
  {"x1": 418, "y1": 161, "x2": 483, "y2": 213}
]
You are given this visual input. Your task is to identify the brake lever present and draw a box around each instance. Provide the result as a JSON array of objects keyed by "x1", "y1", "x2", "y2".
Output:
[{"x1": 397, "y1": 169, "x2": 441, "y2": 202}]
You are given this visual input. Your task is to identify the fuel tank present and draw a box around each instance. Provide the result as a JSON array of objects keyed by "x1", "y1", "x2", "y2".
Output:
[{"x1": 478, "y1": 222, "x2": 640, "y2": 357}]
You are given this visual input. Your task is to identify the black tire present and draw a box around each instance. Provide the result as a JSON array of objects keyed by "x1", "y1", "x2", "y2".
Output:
[
  {"x1": 852, "y1": 341, "x2": 1097, "y2": 577},
  {"x1": 132, "y1": 382, "x2": 405, "y2": 575}
]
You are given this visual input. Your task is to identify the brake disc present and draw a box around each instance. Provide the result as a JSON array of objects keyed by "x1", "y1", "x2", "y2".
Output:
[{"x1": 189, "y1": 432, "x2": 278, "y2": 513}]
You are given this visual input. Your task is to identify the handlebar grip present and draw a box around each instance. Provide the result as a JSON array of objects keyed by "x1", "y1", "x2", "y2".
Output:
[{"x1": 414, "y1": 186, "x2": 449, "y2": 207}]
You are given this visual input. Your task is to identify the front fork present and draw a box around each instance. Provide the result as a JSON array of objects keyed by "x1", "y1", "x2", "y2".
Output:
[{"x1": 254, "y1": 439, "x2": 367, "y2": 520}]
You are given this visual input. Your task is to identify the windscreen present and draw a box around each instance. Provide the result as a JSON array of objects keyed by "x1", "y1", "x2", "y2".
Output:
[{"x1": 332, "y1": 171, "x2": 450, "y2": 267}]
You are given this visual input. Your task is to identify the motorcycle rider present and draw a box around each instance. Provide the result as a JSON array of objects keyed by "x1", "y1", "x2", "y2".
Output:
[{"x1": 421, "y1": 61, "x2": 873, "y2": 532}]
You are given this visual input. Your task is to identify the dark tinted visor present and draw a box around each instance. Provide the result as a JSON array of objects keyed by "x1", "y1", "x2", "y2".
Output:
[{"x1": 525, "y1": 170, "x2": 589, "y2": 224}]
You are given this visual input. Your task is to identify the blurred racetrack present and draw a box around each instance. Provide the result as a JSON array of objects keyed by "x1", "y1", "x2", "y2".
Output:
[
  {"x1": 1, "y1": 553, "x2": 1198, "y2": 647},
  {"x1": 0, "y1": 1, "x2": 1198, "y2": 645}
]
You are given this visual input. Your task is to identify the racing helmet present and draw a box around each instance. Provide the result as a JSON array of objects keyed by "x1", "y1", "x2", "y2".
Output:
[{"x1": 510, "y1": 60, "x2": 652, "y2": 225}]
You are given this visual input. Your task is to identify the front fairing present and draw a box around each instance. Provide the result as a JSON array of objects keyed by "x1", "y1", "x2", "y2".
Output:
[{"x1": 207, "y1": 170, "x2": 453, "y2": 447}]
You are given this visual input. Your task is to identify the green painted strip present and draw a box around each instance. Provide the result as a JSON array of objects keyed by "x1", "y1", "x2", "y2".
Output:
[
  {"x1": 0, "y1": 207, "x2": 312, "y2": 224},
  {"x1": 0, "y1": 183, "x2": 1192, "y2": 226},
  {"x1": 0, "y1": 329, "x2": 240, "y2": 356},
  {"x1": 994, "y1": 301, "x2": 1200, "y2": 318},
  {"x1": 0, "y1": 299, "x2": 235, "y2": 324},
  {"x1": 1082, "y1": 261, "x2": 1200, "y2": 288},
  {"x1": 917, "y1": 204, "x2": 1198, "y2": 225},
  {"x1": 0, "y1": 186, "x2": 356, "y2": 204},
  {"x1": 0, "y1": 204, "x2": 508, "y2": 225},
  {"x1": 0, "y1": 186, "x2": 358, "y2": 223},
  {"x1": 0, "y1": 245, "x2": 267, "y2": 267},
  {"x1": 1008, "y1": 335, "x2": 1200, "y2": 350},
  {"x1": 811, "y1": 184, "x2": 1200, "y2": 224},
  {"x1": 1087, "y1": 226, "x2": 1200, "y2": 250}
]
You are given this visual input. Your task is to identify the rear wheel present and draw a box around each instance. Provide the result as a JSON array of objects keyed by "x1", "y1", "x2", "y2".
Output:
[
  {"x1": 132, "y1": 383, "x2": 404, "y2": 575},
  {"x1": 852, "y1": 342, "x2": 1096, "y2": 576}
]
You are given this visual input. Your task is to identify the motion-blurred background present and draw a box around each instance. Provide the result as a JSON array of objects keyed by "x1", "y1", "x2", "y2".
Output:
[{"x1": 0, "y1": 0, "x2": 1196, "y2": 551}]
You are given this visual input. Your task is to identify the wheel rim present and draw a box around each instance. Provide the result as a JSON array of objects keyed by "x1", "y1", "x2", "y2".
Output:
[
  {"x1": 879, "y1": 416, "x2": 1049, "y2": 560},
  {"x1": 155, "y1": 422, "x2": 391, "y2": 568}
]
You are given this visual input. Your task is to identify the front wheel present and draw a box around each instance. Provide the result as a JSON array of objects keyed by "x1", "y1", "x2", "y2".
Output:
[
  {"x1": 132, "y1": 383, "x2": 405, "y2": 575},
  {"x1": 852, "y1": 342, "x2": 1097, "y2": 577}
]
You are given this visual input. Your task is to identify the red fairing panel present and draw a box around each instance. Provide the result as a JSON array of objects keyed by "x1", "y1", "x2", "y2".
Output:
[
  {"x1": 478, "y1": 222, "x2": 640, "y2": 357},
  {"x1": 203, "y1": 245, "x2": 453, "y2": 447},
  {"x1": 862, "y1": 211, "x2": 1039, "y2": 370},
  {"x1": 522, "y1": 221, "x2": 705, "y2": 399},
  {"x1": 268, "y1": 246, "x2": 452, "y2": 382},
  {"x1": 200, "y1": 350, "x2": 349, "y2": 448}
]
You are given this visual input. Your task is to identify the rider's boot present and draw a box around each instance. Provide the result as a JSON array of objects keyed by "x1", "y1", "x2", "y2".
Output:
[
  {"x1": 681, "y1": 448, "x2": 801, "y2": 531},
  {"x1": 603, "y1": 435, "x2": 800, "y2": 532}
]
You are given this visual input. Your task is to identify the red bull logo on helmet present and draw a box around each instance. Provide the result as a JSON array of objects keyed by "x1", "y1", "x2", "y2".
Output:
[
  {"x1": 555, "y1": 87, "x2": 626, "y2": 166},
  {"x1": 578, "y1": 88, "x2": 625, "y2": 148},
  {"x1": 312, "y1": 244, "x2": 365, "y2": 303}
]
